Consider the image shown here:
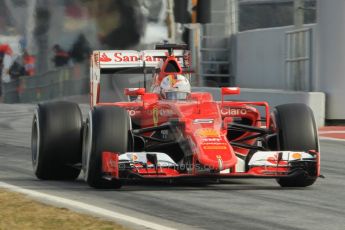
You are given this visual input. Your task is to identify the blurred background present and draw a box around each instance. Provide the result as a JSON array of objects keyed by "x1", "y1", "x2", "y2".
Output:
[
  {"x1": 2, "y1": 0, "x2": 345, "y2": 125},
  {"x1": 0, "y1": 0, "x2": 316, "y2": 78},
  {"x1": 0, "y1": 0, "x2": 167, "y2": 73}
]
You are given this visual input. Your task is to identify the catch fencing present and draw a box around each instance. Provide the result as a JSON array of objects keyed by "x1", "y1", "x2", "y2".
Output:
[{"x1": 3, "y1": 64, "x2": 89, "y2": 103}]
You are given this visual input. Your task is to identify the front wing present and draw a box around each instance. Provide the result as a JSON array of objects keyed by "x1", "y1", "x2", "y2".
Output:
[{"x1": 101, "y1": 150, "x2": 320, "y2": 181}]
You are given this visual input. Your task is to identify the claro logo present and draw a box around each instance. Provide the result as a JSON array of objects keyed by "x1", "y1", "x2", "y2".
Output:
[{"x1": 221, "y1": 108, "x2": 247, "y2": 116}]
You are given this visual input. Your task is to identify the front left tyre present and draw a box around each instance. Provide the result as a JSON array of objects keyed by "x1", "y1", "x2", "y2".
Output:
[
  {"x1": 32, "y1": 101, "x2": 83, "y2": 180},
  {"x1": 83, "y1": 106, "x2": 130, "y2": 189}
]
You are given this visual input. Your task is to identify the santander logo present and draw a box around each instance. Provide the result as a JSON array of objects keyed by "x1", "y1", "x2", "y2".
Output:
[
  {"x1": 267, "y1": 153, "x2": 287, "y2": 165},
  {"x1": 98, "y1": 51, "x2": 185, "y2": 64},
  {"x1": 114, "y1": 52, "x2": 162, "y2": 62},
  {"x1": 100, "y1": 53, "x2": 112, "y2": 62}
]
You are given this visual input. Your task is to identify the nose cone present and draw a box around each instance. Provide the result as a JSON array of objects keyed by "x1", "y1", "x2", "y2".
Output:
[
  {"x1": 193, "y1": 134, "x2": 237, "y2": 171},
  {"x1": 200, "y1": 143, "x2": 237, "y2": 171}
]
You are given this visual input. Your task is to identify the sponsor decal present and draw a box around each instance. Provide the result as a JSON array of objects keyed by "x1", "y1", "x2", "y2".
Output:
[
  {"x1": 292, "y1": 152, "x2": 302, "y2": 160},
  {"x1": 267, "y1": 153, "x2": 288, "y2": 165},
  {"x1": 100, "y1": 52, "x2": 111, "y2": 62},
  {"x1": 153, "y1": 107, "x2": 159, "y2": 126},
  {"x1": 142, "y1": 55, "x2": 163, "y2": 62},
  {"x1": 114, "y1": 52, "x2": 162, "y2": 62},
  {"x1": 203, "y1": 145, "x2": 227, "y2": 150},
  {"x1": 193, "y1": 119, "x2": 214, "y2": 124},
  {"x1": 202, "y1": 138, "x2": 222, "y2": 142},
  {"x1": 112, "y1": 52, "x2": 184, "y2": 63},
  {"x1": 161, "y1": 130, "x2": 169, "y2": 139},
  {"x1": 131, "y1": 153, "x2": 139, "y2": 162},
  {"x1": 145, "y1": 108, "x2": 174, "y2": 116},
  {"x1": 159, "y1": 109, "x2": 175, "y2": 116},
  {"x1": 114, "y1": 52, "x2": 139, "y2": 62},
  {"x1": 221, "y1": 108, "x2": 247, "y2": 116},
  {"x1": 128, "y1": 110, "x2": 136, "y2": 116},
  {"x1": 103, "y1": 152, "x2": 118, "y2": 172},
  {"x1": 197, "y1": 128, "x2": 220, "y2": 138},
  {"x1": 109, "y1": 158, "x2": 117, "y2": 168},
  {"x1": 203, "y1": 142, "x2": 226, "y2": 145}
]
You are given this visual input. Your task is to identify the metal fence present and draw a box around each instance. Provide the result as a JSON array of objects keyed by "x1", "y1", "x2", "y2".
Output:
[
  {"x1": 285, "y1": 27, "x2": 313, "y2": 91},
  {"x1": 3, "y1": 64, "x2": 89, "y2": 103}
]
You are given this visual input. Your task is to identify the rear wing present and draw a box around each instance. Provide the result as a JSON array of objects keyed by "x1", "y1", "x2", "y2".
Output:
[
  {"x1": 93, "y1": 50, "x2": 188, "y2": 69},
  {"x1": 90, "y1": 49, "x2": 190, "y2": 106}
]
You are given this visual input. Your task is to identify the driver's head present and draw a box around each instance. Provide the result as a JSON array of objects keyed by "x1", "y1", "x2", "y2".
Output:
[{"x1": 160, "y1": 74, "x2": 191, "y2": 100}]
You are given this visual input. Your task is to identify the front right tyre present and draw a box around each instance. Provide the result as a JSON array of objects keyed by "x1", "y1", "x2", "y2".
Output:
[
  {"x1": 32, "y1": 101, "x2": 82, "y2": 180},
  {"x1": 273, "y1": 103, "x2": 319, "y2": 187}
]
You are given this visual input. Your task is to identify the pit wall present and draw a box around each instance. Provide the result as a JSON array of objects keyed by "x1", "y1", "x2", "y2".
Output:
[{"x1": 236, "y1": 24, "x2": 317, "y2": 90}]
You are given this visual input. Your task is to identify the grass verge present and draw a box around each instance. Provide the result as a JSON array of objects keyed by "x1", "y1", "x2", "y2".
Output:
[{"x1": 0, "y1": 189, "x2": 129, "y2": 230}]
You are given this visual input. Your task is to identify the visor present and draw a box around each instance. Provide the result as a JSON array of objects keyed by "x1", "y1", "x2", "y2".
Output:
[{"x1": 165, "y1": 92, "x2": 189, "y2": 100}]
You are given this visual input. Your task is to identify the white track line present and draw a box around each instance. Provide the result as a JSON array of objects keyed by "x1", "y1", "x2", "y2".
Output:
[
  {"x1": 319, "y1": 136, "x2": 345, "y2": 142},
  {"x1": 319, "y1": 131, "x2": 345, "y2": 134},
  {"x1": 0, "y1": 181, "x2": 176, "y2": 230}
]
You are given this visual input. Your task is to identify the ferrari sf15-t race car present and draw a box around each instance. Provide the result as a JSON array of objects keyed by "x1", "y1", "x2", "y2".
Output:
[{"x1": 31, "y1": 44, "x2": 321, "y2": 189}]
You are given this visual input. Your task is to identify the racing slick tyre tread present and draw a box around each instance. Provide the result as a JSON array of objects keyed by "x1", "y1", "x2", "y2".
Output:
[
  {"x1": 85, "y1": 106, "x2": 130, "y2": 189},
  {"x1": 32, "y1": 101, "x2": 83, "y2": 180},
  {"x1": 273, "y1": 103, "x2": 319, "y2": 187}
]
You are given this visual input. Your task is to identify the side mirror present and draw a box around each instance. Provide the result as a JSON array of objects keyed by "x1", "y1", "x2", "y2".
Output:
[
  {"x1": 221, "y1": 87, "x2": 240, "y2": 95},
  {"x1": 221, "y1": 87, "x2": 240, "y2": 104},
  {"x1": 124, "y1": 88, "x2": 146, "y2": 96}
]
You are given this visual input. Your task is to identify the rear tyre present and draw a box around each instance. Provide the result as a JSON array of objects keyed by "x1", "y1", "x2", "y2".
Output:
[
  {"x1": 273, "y1": 103, "x2": 319, "y2": 187},
  {"x1": 32, "y1": 101, "x2": 82, "y2": 180},
  {"x1": 84, "y1": 106, "x2": 130, "y2": 189}
]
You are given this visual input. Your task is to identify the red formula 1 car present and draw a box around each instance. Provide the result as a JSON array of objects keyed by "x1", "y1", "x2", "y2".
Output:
[{"x1": 31, "y1": 44, "x2": 321, "y2": 189}]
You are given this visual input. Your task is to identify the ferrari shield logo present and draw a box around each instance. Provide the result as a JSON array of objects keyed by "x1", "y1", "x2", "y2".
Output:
[{"x1": 153, "y1": 107, "x2": 159, "y2": 126}]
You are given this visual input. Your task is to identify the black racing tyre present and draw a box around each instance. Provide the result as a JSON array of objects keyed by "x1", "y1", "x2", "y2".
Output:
[
  {"x1": 32, "y1": 101, "x2": 83, "y2": 180},
  {"x1": 273, "y1": 103, "x2": 319, "y2": 187},
  {"x1": 84, "y1": 106, "x2": 130, "y2": 189}
]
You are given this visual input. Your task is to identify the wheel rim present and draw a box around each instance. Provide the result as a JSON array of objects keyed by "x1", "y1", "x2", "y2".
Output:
[
  {"x1": 83, "y1": 112, "x2": 93, "y2": 181},
  {"x1": 31, "y1": 114, "x2": 40, "y2": 170}
]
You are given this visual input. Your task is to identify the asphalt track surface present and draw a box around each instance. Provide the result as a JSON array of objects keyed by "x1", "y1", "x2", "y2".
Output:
[{"x1": 0, "y1": 104, "x2": 344, "y2": 230}]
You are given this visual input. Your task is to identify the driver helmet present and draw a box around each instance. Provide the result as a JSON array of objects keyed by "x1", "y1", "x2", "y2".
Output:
[{"x1": 160, "y1": 74, "x2": 191, "y2": 100}]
